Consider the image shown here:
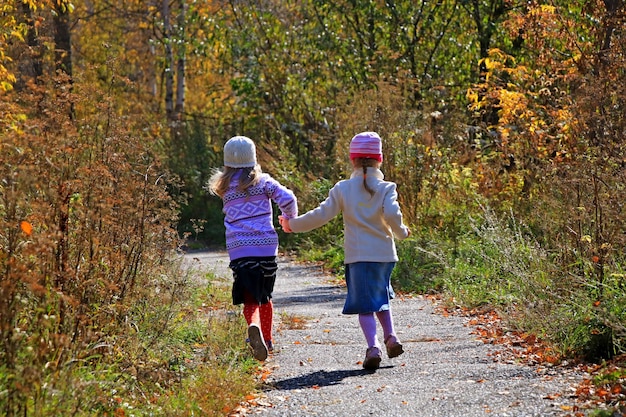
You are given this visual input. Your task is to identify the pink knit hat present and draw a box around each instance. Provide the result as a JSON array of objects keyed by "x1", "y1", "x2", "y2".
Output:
[{"x1": 349, "y1": 131, "x2": 383, "y2": 162}]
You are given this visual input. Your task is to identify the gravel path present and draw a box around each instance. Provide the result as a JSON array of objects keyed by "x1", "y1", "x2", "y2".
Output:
[{"x1": 186, "y1": 251, "x2": 585, "y2": 417}]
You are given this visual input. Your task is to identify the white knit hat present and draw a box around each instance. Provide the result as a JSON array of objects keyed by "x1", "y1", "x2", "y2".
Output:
[{"x1": 223, "y1": 136, "x2": 257, "y2": 168}]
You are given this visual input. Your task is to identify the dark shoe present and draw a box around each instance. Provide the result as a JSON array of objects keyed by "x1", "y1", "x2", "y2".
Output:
[
  {"x1": 247, "y1": 324, "x2": 268, "y2": 361},
  {"x1": 384, "y1": 335, "x2": 404, "y2": 358},
  {"x1": 363, "y1": 346, "x2": 382, "y2": 370}
]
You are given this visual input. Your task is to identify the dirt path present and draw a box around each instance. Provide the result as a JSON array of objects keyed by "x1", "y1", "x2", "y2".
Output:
[{"x1": 186, "y1": 251, "x2": 585, "y2": 417}]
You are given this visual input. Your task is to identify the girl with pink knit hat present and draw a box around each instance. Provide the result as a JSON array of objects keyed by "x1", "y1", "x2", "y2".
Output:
[
  {"x1": 209, "y1": 136, "x2": 298, "y2": 362},
  {"x1": 280, "y1": 131, "x2": 411, "y2": 370}
]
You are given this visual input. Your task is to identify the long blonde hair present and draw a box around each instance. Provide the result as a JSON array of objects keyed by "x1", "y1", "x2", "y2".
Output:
[
  {"x1": 208, "y1": 165, "x2": 262, "y2": 198},
  {"x1": 352, "y1": 157, "x2": 380, "y2": 197}
]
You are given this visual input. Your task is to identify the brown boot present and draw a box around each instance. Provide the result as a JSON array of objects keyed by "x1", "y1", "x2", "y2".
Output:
[
  {"x1": 384, "y1": 335, "x2": 404, "y2": 358},
  {"x1": 363, "y1": 346, "x2": 382, "y2": 370}
]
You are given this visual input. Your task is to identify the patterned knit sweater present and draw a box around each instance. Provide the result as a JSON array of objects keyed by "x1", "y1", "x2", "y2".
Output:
[{"x1": 222, "y1": 172, "x2": 297, "y2": 261}]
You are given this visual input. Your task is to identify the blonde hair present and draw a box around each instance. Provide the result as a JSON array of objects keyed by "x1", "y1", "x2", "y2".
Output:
[
  {"x1": 208, "y1": 165, "x2": 262, "y2": 198},
  {"x1": 352, "y1": 157, "x2": 380, "y2": 197}
]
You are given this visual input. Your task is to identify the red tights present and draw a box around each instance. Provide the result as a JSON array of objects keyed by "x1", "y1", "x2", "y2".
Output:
[{"x1": 242, "y1": 292, "x2": 273, "y2": 343}]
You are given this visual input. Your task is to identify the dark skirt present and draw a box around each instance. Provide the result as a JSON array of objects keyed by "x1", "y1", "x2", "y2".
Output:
[{"x1": 230, "y1": 256, "x2": 278, "y2": 305}]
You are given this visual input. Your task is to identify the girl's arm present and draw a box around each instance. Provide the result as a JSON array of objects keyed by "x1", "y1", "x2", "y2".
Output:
[
  {"x1": 382, "y1": 183, "x2": 410, "y2": 240},
  {"x1": 265, "y1": 176, "x2": 298, "y2": 219},
  {"x1": 288, "y1": 185, "x2": 342, "y2": 233}
]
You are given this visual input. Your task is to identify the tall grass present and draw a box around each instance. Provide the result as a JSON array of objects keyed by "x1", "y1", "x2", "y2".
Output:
[{"x1": 437, "y1": 206, "x2": 625, "y2": 360}]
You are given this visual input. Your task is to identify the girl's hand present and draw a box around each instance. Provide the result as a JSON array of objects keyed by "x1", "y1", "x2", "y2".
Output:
[{"x1": 279, "y1": 215, "x2": 293, "y2": 233}]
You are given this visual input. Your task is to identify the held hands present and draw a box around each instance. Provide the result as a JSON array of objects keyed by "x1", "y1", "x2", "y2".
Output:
[{"x1": 279, "y1": 215, "x2": 293, "y2": 233}]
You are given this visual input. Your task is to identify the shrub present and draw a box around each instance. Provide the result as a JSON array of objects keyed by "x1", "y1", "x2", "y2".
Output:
[
  {"x1": 439, "y1": 206, "x2": 625, "y2": 360},
  {"x1": 0, "y1": 74, "x2": 181, "y2": 415}
]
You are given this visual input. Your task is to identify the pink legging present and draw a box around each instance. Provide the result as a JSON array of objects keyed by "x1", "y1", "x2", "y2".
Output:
[
  {"x1": 358, "y1": 310, "x2": 395, "y2": 348},
  {"x1": 242, "y1": 291, "x2": 273, "y2": 343}
]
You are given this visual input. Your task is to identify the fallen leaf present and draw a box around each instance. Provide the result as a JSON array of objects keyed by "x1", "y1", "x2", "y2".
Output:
[{"x1": 20, "y1": 221, "x2": 33, "y2": 236}]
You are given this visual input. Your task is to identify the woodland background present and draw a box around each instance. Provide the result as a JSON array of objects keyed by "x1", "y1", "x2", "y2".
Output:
[{"x1": 1, "y1": 0, "x2": 625, "y2": 415}]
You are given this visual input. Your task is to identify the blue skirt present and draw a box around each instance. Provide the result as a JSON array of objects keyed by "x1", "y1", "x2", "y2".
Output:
[{"x1": 342, "y1": 262, "x2": 396, "y2": 314}]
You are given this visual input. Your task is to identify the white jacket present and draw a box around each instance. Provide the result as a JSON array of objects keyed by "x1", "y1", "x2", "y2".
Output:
[{"x1": 289, "y1": 169, "x2": 410, "y2": 264}]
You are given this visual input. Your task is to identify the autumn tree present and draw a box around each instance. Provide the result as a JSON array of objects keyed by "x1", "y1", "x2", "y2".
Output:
[{"x1": 464, "y1": 0, "x2": 626, "y2": 355}]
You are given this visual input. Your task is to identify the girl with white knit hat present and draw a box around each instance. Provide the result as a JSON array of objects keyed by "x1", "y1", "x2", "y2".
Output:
[
  {"x1": 280, "y1": 131, "x2": 411, "y2": 370},
  {"x1": 209, "y1": 136, "x2": 298, "y2": 361}
]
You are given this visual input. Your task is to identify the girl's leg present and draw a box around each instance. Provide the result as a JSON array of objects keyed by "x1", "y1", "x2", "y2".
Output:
[
  {"x1": 358, "y1": 313, "x2": 380, "y2": 348},
  {"x1": 242, "y1": 291, "x2": 261, "y2": 326},
  {"x1": 242, "y1": 291, "x2": 268, "y2": 361},
  {"x1": 259, "y1": 300, "x2": 273, "y2": 345},
  {"x1": 359, "y1": 313, "x2": 382, "y2": 370},
  {"x1": 376, "y1": 309, "x2": 404, "y2": 358},
  {"x1": 375, "y1": 309, "x2": 395, "y2": 340}
]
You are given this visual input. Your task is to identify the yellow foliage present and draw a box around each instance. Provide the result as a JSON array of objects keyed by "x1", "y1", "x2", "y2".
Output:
[
  {"x1": 497, "y1": 89, "x2": 527, "y2": 123},
  {"x1": 1, "y1": 81, "x2": 14, "y2": 92},
  {"x1": 529, "y1": 4, "x2": 556, "y2": 16}
]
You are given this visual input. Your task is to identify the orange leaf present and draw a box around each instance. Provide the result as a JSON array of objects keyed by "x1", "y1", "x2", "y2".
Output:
[
  {"x1": 593, "y1": 300, "x2": 601, "y2": 307},
  {"x1": 597, "y1": 388, "x2": 610, "y2": 397},
  {"x1": 592, "y1": 255, "x2": 600, "y2": 263},
  {"x1": 20, "y1": 221, "x2": 33, "y2": 236}
]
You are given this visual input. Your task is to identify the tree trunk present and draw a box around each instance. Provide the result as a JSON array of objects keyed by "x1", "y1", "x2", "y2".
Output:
[
  {"x1": 53, "y1": 0, "x2": 75, "y2": 119},
  {"x1": 53, "y1": 1, "x2": 72, "y2": 77},
  {"x1": 18, "y1": 1, "x2": 43, "y2": 85},
  {"x1": 162, "y1": 0, "x2": 175, "y2": 120},
  {"x1": 175, "y1": 0, "x2": 186, "y2": 117}
]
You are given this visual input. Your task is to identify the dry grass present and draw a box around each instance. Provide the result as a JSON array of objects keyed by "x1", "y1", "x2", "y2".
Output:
[{"x1": 279, "y1": 312, "x2": 311, "y2": 330}]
